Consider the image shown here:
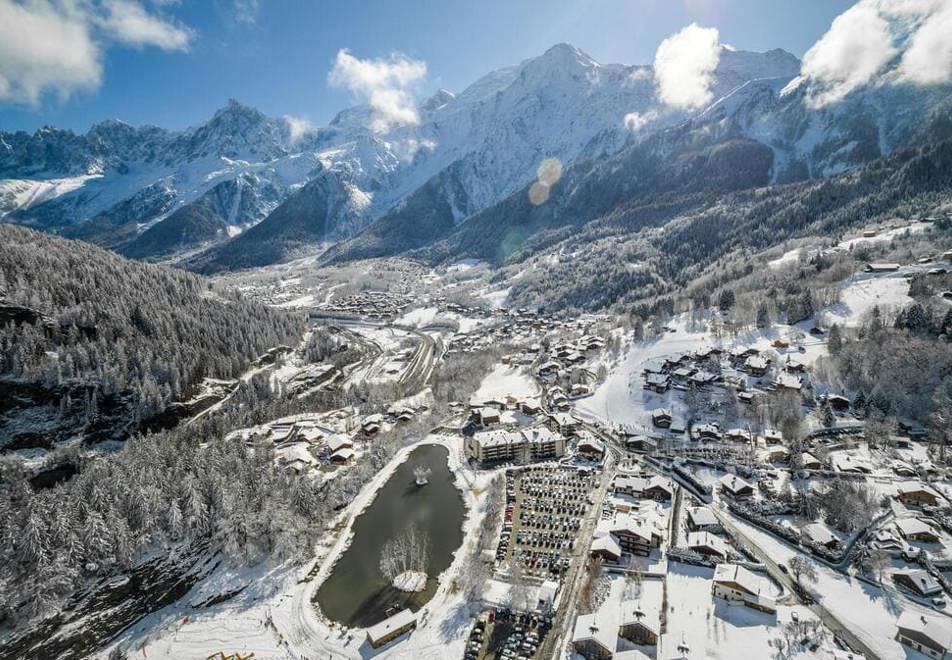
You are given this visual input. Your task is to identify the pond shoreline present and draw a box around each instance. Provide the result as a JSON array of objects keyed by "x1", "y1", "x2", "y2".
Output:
[{"x1": 311, "y1": 435, "x2": 473, "y2": 630}]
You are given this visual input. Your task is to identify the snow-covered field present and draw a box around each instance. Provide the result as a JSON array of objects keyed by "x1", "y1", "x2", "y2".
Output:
[
  {"x1": 662, "y1": 563, "x2": 794, "y2": 659},
  {"x1": 821, "y1": 271, "x2": 914, "y2": 328},
  {"x1": 472, "y1": 363, "x2": 539, "y2": 402}
]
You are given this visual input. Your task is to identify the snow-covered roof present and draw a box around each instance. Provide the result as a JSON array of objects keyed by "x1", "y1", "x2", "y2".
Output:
[
  {"x1": 686, "y1": 506, "x2": 718, "y2": 527},
  {"x1": 896, "y1": 611, "x2": 952, "y2": 651},
  {"x1": 686, "y1": 531, "x2": 730, "y2": 557},
  {"x1": 802, "y1": 522, "x2": 836, "y2": 546},
  {"x1": 591, "y1": 533, "x2": 622, "y2": 558},
  {"x1": 572, "y1": 612, "x2": 615, "y2": 653},
  {"x1": 366, "y1": 609, "x2": 416, "y2": 644}
]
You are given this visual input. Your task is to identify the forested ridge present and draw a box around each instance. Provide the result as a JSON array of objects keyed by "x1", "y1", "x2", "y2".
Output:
[
  {"x1": 504, "y1": 138, "x2": 952, "y2": 313},
  {"x1": 0, "y1": 225, "x2": 304, "y2": 443}
]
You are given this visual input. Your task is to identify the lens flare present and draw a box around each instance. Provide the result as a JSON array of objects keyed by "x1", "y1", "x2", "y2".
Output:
[
  {"x1": 528, "y1": 181, "x2": 550, "y2": 205},
  {"x1": 537, "y1": 157, "x2": 562, "y2": 186}
]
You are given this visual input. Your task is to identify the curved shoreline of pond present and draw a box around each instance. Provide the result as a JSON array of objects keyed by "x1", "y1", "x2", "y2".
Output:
[{"x1": 312, "y1": 438, "x2": 470, "y2": 629}]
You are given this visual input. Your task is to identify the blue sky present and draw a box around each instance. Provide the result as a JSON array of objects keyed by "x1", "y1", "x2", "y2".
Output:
[{"x1": 0, "y1": 0, "x2": 854, "y2": 134}]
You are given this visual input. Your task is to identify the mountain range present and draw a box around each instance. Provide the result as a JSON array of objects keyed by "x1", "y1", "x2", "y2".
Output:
[{"x1": 1, "y1": 42, "x2": 950, "y2": 275}]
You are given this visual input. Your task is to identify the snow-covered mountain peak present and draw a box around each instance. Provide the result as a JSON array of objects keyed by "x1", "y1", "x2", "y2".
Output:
[{"x1": 420, "y1": 89, "x2": 456, "y2": 113}]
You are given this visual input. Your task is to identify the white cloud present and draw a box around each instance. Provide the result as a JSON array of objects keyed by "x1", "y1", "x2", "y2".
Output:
[
  {"x1": 801, "y1": 3, "x2": 896, "y2": 108},
  {"x1": 327, "y1": 49, "x2": 427, "y2": 134},
  {"x1": 653, "y1": 23, "x2": 721, "y2": 109},
  {"x1": 897, "y1": 0, "x2": 952, "y2": 85},
  {"x1": 0, "y1": 0, "x2": 191, "y2": 107},
  {"x1": 0, "y1": 0, "x2": 102, "y2": 105},
  {"x1": 623, "y1": 110, "x2": 658, "y2": 131},
  {"x1": 283, "y1": 115, "x2": 315, "y2": 144},
  {"x1": 798, "y1": 0, "x2": 952, "y2": 106},
  {"x1": 99, "y1": 0, "x2": 191, "y2": 51}
]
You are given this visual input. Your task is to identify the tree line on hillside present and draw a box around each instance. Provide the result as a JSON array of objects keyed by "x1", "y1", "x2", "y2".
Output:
[{"x1": 0, "y1": 226, "x2": 304, "y2": 427}]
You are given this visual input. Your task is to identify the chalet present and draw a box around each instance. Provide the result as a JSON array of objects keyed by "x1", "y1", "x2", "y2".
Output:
[
  {"x1": 771, "y1": 338, "x2": 790, "y2": 349},
  {"x1": 613, "y1": 475, "x2": 672, "y2": 501},
  {"x1": 669, "y1": 417, "x2": 687, "y2": 435},
  {"x1": 774, "y1": 372, "x2": 803, "y2": 391},
  {"x1": 643, "y1": 360, "x2": 666, "y2": 375},
  {"x1": 712, "y1": 563, "x2": 777, "y2": 614},
  {"x1": 642, "y1": 478, "x2": 674, "y2": 502},
  {"x1": 761, "y1": 446, "x2": 789, "y2": 463},
  {"x1": 651, "y1": 408, "x2": 673, "y2": 429},
  {"x1": 325, "y1": 435, "x2": 353, "y2": 454},
  {"x1": 895, "y1": 517, "x2": 941, "y2": 543},
  {"x1": 268, "y1": 424, "x2": 295, "y2": 443},
  {"x1": 590, "y1": 533, "x2": 622, "y2": 562},
  {"x1": 687, "y1": 531, "x2": 731, "y2": 559},
  {"x1": 330, "y1": 447, "x2": 356, "y2": 464},
  {"x1": 801, "y1": 522, "x2": 839, "y2": 549},
  {"x1": 895, "y1": 612, "x2": 952, "y2": 659},
  {"x1": 784, "y1": 357, "x2": 806, "y2": 373},
  {"x1": 720, "y1": 475, "x2": 755, "y2": 499},
  {"x1": 725, "y1": 427, "x2": 753, "y2": 443},
  {"x1": 644, "y1": 372, "x2": 671, "y2": 393},
  {"x1": 897, "y1": 483, "x2": 943, "y2": 507},
  {"x1": 610, "y1": 515, "x2": 662, "y2": 556},
  {"x1": 298, "y1": 425, "x2": 324, "y2": 444},
  {"x1": 519, "y1": 399, "x2": 543, "y2": 415},
  {"x1": 571, "y1": 383, "x2": 593, "y2": 398},
  {"x1": 686, "y1": 506, "x2": 721, "y2": 533},
  {"x1": 763, "y1": 428, "x2": 783, "y2": 445},
  {"x1": 800, "y1": 452, "x2": 823, "y2": 470},
  {"x1": 672, "y1": 366, "x2": 696, "y2": 380},
  {"x1": 730, "y1": 346, "x2": 758, "y2": 360},
  {"x1": 690, "y1": 370, "x2": 719, "y2": 386},
  {"x1": 694, "y1": 423, "x2": 722, "y2": 441},
  {"x1": 572, "y1": 613, "x2": 615, "y2": 660},
  {"x1": 360, "y1": 416, "x2": 383, "y2": 436},
  {"x1": 738, "y1": 391, "x2": 756, "y2": 405},
  {"x1": 619, "y1": 599, "x2": 660, "y2": 646},
  {"x1": 820, "y1": 393, "x2": 851, "y2": 411},
  {"x1": 893, "y1": 461, "x2": 918, "y2": 477},
  {"x1": 576, "y1": 434, "x2": 606, "y2": 460},
  {"x1": 366, "y1": 609, "x2": 416, "y2": 648},
  {"x1": 479, "y1": 407, "x2": 501, "y2": 426},
  {"x1": 865, "y1": 263, "x2": 901, "y2": 273},
  {"x1": 831, "y1": 454, "x2": 873, "y2": 474},
  {"x1": 480, "y1": 397, "x2": 508, "y2": 410},
  {"x1": 744, "y1": 355, "x2": 769, "y2": 376},
  {"x1": 893, "y1": 569, "x2": 942, "y2": 597},
  {"x1": 537, "y1": 360, "x2": 562, "y2": 377},
  {"x1": 549, "y1": 412, "x2": 580, "y2": 436},
  {"x1": 625, "y1": 436, "x2": 658, "y2": 453}
]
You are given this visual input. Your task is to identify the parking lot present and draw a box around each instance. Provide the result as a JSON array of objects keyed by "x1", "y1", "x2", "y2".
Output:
[
  {"x1": 463, "y1": 609, "x2": 552, "y2": 660},
  {"x1": 496, "y1": 466, "x2": 600, "y2": 580}
]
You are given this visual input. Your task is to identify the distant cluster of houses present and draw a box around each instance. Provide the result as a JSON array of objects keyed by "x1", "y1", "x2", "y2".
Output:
[
  {"x1": 315, "y1": 291, "x2": 412, "y2": 320},
  {"x1": 256, "y1": 419, "x2": 356, "y2": 472},
  {"x1": 640, "y1": 341, "x2": 810, "y2": 407}
]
